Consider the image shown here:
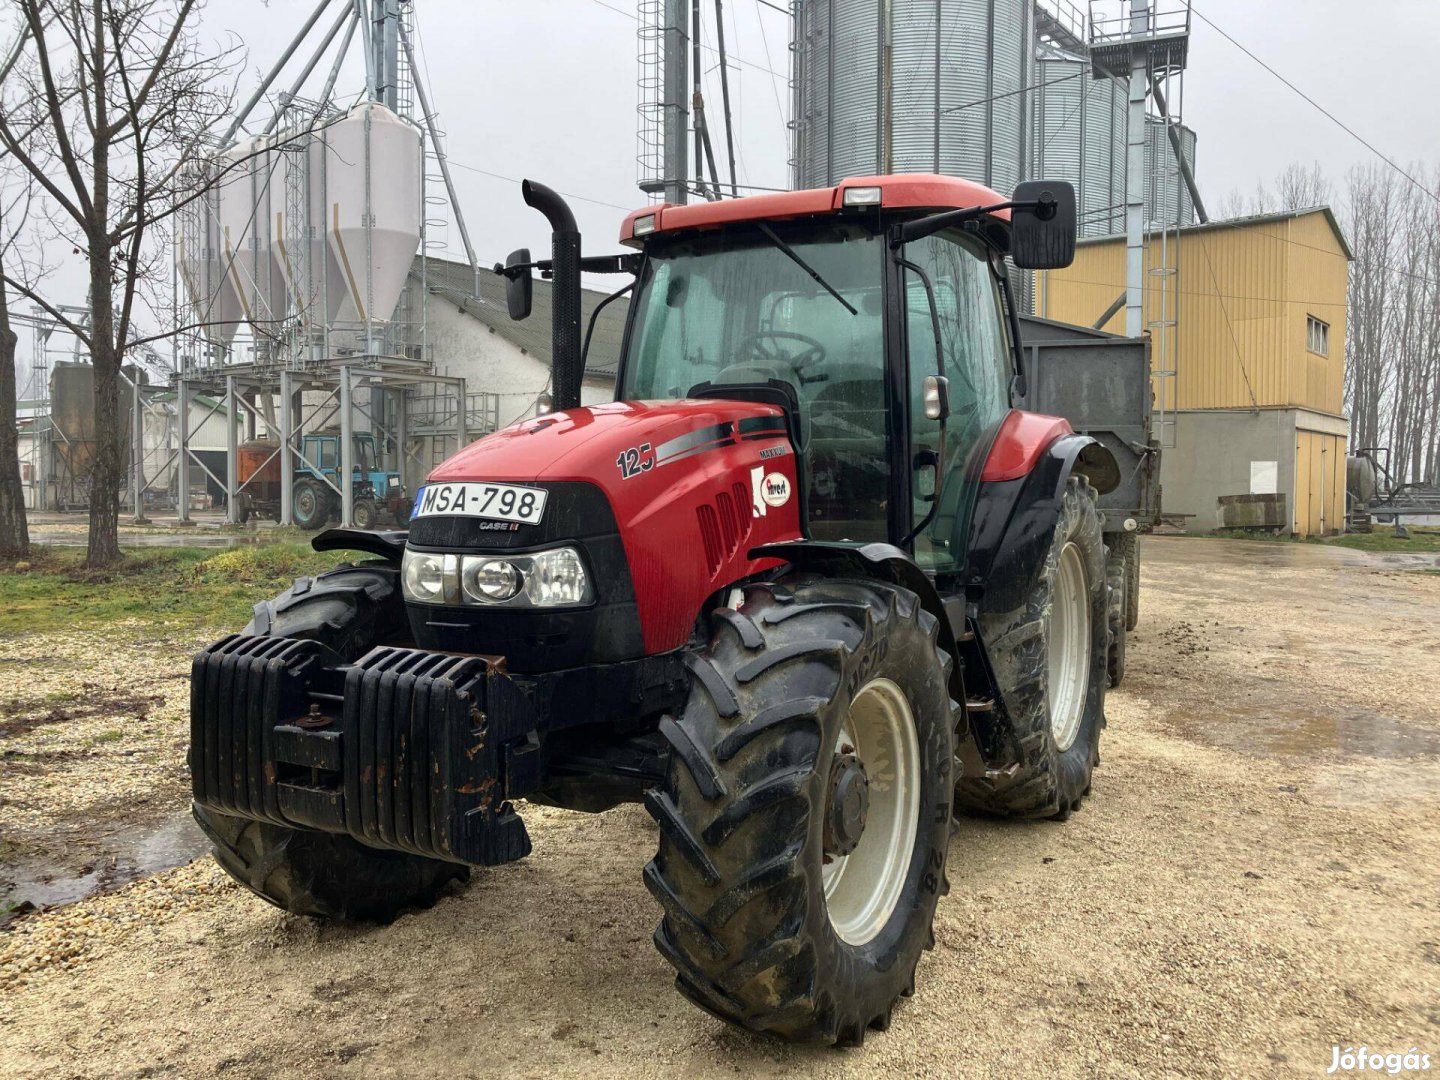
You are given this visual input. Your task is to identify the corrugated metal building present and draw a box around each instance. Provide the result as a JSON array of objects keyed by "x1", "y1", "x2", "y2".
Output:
[{"x1": 1034, "y1": 207, "x2": 1353, "y2": 535}]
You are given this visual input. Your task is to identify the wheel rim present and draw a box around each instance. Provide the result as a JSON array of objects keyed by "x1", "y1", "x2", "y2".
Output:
[
  {"x1": 296, "y1": 488, "x2": 316, "y2": 520},
  {"x1": 1048, "y1": 542, "x2": 1091, "y2": 752},
  {"x1": 821, "y1": 677, "x2": 921, "y2": 947}
]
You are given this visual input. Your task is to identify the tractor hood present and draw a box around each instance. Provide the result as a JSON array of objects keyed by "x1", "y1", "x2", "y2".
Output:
[{"x1": 409, "y1": 399, "x2": 805, "y2": 664}]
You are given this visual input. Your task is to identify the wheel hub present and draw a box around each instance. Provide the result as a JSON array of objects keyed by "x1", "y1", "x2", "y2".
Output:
[{"x1": 824, "y1": 752, "x2": 870, "y2": 857}]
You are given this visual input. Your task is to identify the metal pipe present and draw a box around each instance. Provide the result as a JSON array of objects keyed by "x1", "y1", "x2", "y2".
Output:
[
  {"x1": 713, "y1": 0, "x2": 739, "y2": 197},
  {"x1": 692, "y1": 0, "x2": 705, "y2": 198},
  {"x1": 264, "y1": 2, "x2": 353, "y2": 135},
  {"x1": 220, "y1": 0, "x2": 336, "y2": 145},
  {"x1": 130, "y1": 377, "x2": 147, "y2": 523},
  {"x1": 316, "y1": 10, "x2": 359, "y2": 114},
  {"x1": 1094, "y1": 291, "x2": 1126, "y2": 330},
  {"x1": 354, "y1": 0, "x2": 376, "y2": 99},
  {"x1": 280, "y1": 369, "x2": 295, "y2": 526},
  {"x1": 340, "y1": 367, "x2": 354, "y2": 526},
  {"x1": 176, "y1": 380, "x2": 190, "y2": 524},
  {"x1": 662, "y1": 0, "x2": 689, "y2": 204},
  {"x1": 225, "y1": 376, "x2": 240, "y2": 524},
  {"x1": 455, "y1": 377, "x2": 468, "y2": 451},
  {"x1": 398, "y1": 25, "x2": 482, "y2": 297},
  {"x1": 521, "y1": 180, "x2": 582, "y2": 412}
]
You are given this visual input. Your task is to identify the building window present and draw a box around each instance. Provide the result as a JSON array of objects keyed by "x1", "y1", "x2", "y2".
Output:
[{"x1": 1307, "y1": 315, "x2": 1329, "y2": 356}]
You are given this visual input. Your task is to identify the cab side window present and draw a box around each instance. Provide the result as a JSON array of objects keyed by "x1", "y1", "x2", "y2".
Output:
[{"x1": 905, "y1": 232, "x2": 1013, "y2": 571}]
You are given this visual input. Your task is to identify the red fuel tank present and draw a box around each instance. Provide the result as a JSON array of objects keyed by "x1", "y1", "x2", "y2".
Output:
[{"x1": 427, "y1": 400, "x2": 804, "y2": 654}]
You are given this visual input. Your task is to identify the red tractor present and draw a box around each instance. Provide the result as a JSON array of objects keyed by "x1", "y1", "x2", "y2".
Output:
[{"x1": 190, "y1": 173, "x2": 1120, "y2": 1045}]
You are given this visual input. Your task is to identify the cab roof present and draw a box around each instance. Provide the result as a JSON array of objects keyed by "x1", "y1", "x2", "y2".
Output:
[{"x1": 619, "y1": 173, "x2": 1009, "y2": 247}]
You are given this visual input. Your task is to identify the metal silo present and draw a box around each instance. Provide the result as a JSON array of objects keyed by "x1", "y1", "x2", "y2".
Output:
[
  {"x1": 1031, "y1": 46, "x2": 1126, "y2": 237},
  {"x1": 792, "y1": 0, "x2": 1034, "y2": 193},
  {"x1": 1145, "y1": 116, "x2": 1197, "y2": 227}
]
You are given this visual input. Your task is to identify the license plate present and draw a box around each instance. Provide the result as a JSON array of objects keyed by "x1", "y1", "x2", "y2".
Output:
[{"x1": 411, "y1": 482, "x2": 547, "y2": 524}]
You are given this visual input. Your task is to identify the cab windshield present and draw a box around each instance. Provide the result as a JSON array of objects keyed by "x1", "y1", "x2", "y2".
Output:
[{"x1": 621, "y1": 222, "x2": 892, "y2": 541}]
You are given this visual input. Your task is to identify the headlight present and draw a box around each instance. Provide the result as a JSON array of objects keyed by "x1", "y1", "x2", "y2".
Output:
[
  {"x1": 402, "y1": 550, "x2": 451, "y2": 603},
  {"x1": 463, "y1": 558, "x2": 522, "y2": 602},
  {"x1": 521, "y1": 547, "x2": 591, "y2": 606},
  {"x1": 404, "y1": 546, "x2": 592, "y2": 608}
]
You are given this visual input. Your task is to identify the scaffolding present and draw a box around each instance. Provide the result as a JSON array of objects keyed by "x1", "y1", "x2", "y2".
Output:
[{"x1": 160, "y1": 0, "x2": 490, "y2": 529}]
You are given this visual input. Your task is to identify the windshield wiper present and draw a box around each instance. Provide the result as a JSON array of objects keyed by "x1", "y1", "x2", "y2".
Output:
[{"x1": 755, "y1": 222, "x2": 857, "y2": 316}]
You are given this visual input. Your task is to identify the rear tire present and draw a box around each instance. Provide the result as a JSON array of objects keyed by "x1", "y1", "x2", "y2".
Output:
[
  {"x1": 956, "y1": 476, "x2": 1108, "y2": 820},
  {"x1": 199, "y1": 562, "x2": 467, "y2": 922},
  {"x1": 644, "y1": 578, "x2": 957, "y2": 1045}
]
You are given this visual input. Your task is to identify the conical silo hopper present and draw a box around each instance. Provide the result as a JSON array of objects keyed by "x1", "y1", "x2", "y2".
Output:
[
  {"x1": 175, "y1": 165, "x2": 241, "y2": 352},
  {"x1": 323, "y1": 101, "x2": 422, "y2": 352}
]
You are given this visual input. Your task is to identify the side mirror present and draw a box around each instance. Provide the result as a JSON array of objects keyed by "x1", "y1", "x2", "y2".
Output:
[
  {"x1": 1010, "y1": 180, "x2": 1076, "y2": 270},
  {"x1": 504, "y1": 248, "x2": 533, "y2": 320}
]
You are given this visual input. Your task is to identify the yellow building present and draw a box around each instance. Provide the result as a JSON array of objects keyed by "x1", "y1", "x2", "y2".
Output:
[{"x1": 1034, "y1": 207, "x2": 1353, "y2": 535}]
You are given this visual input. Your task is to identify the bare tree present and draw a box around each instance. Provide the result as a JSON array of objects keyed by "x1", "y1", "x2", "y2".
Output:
[
  {"x1": 0, "y1": 180, "x2": 38, "y2": 557},
  {"x1": 1275, "y1": 161, "x2": 1331, "y2": 211},
  {"x1": 0, "y1": 0, "x2": 235, "y2": 565}
]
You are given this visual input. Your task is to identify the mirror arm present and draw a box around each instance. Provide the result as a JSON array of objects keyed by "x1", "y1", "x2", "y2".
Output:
[
  {"x1": 893, "y1": 198, "x2": 1048, "y2": 249},
  {"x1": 582, "y1": 279, "x2": 635, "y2": 370}
]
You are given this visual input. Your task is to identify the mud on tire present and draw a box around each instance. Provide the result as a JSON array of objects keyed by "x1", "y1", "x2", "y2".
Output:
[
  {"x1": 644, "y1": 578, "x2": 958, "y2": 1045},
  {"x1": 956, "y1": 476, "x2": 1109, "y2": 820},
  {"x1": 197, "y1": 561, "x2": 468, "y2": 922}
]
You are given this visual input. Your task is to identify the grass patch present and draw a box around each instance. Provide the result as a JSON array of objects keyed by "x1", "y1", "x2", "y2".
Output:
[
  {"x1": 1209, "y1": 526, "x2": 1440, "y2": 554},
  {"x1": 0, "y1": 543, "x2": 365, "y2": 636}
]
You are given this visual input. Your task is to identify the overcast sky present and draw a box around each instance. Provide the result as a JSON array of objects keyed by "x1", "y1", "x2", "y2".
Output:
[{"x1": 15, "y1": 0, "x2": 1440, "y2": 378}]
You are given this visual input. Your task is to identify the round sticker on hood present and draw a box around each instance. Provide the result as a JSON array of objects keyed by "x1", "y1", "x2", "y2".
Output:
[{"x1": 761, "y1": 471, "x2": 792, "y2": 508}]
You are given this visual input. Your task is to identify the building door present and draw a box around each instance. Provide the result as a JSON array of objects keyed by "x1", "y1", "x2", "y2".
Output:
[{"x1": 1294, "y1": 430, "x2": 1345, "y2": 536}]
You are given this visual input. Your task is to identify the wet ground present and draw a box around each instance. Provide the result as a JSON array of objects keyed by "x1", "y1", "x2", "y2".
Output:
[{"x1": 1, "y1": 536, "x2": 1437, "y2": 1078}]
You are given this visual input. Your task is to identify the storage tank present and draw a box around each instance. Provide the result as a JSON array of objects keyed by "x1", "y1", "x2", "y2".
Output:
[
  {"x1": 274, "y1": 131, "x2": 348, "y2": 330},
  {"x1": 1031, "y1": 46, "x2": 1126, "y2": 238},
  {"x1": 217, "y1": 136, "x2": 288, "y2": 332},
  {"x1": 1144, "y1": 116, "x2": 1197, "y2": 227},
  {"x1": 175, "y1": 171, "x2": 242, "y2": 350},
  {"x1": 322, "y1": 102, "x2": 422, "y2": 342},
  {"x1": 792, "y1": 0, "x2": 1034, "y2": 193}
]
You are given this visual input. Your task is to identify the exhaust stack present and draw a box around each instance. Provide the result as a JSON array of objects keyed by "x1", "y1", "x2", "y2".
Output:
[{"x1": 522, "y1": 180, "x2": 582, "y2": 412}]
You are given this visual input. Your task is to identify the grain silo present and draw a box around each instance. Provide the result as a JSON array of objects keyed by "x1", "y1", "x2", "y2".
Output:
[
  {"x1": 792, "y1": 0, "x2": 1035, "y2": 193},
  {"x1": 1031, "y1": 45, "x2": 1126, "y2": 237},
  {"x1": 1145, "y1": 115, "x2": 1196, "y2": 227}
]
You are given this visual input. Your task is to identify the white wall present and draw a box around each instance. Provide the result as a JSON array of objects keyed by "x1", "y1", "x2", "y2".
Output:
[{"x1": 425, "y1": 298, "x2": 613, "y2": 425}]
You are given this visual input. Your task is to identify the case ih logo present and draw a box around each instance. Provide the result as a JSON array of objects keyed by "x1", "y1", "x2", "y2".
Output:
[{"x1": 751, "y1": 466, "x2": 792, "y2": 516}]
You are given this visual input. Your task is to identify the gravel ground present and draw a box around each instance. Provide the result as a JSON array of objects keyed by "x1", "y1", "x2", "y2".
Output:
[{"x1": 1, "y1": 536, "x2": 1437, "y2": 1079}]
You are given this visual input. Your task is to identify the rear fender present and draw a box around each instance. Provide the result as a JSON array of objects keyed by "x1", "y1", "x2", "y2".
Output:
[{"x1": 964, "y1": 433, "x2": 1110, "y2": 618}]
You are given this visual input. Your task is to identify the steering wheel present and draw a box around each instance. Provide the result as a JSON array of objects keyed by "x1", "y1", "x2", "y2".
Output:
[{"x1": 734, "y1": 330, "x2": 827, "y2": 377}]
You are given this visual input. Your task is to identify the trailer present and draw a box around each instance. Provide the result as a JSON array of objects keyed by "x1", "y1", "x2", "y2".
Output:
[{"x1": 1017, "y1": 314, "x2": 1160, "y2": 684}]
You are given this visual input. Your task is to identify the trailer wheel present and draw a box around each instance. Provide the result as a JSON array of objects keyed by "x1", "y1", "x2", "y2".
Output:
[
  {"x1": 196, "y1": 562, "x2": 467, "y2": 921},
  {"x1": 956, "y1": 477, "x2": 1108, "y2": 820},
  {"x1": 644, "y1": 578, "x2": 957, "y2": 1045},
  {"x1": 292, "y1": 480, "x2": 328, "y2": 531},
  {"x1": 1105, "y1": 540, "x2": 1127, "y2": 688},
  {"x1": 1124, "y1": 535, "x2": 1141, "y2": 632}
]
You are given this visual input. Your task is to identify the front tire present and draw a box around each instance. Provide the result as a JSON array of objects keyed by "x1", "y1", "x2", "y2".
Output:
[
  {"x1": 196, "y1": 562, "x2": 468, "y2": 922},
  {"x1": 644, "y1": 578, "x2": 957, "y2": 1045},
  {"x1": 292, "y1": 480, "x2": 328, "y2": 531},
  {"x1": 956, "y1": 476, "x2": 1108, "y2": 820}
]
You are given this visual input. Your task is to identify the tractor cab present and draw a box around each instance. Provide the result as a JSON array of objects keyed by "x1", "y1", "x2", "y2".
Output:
[{"x1": 604, "y1": 175, "x2": 1077, "y2": 577}]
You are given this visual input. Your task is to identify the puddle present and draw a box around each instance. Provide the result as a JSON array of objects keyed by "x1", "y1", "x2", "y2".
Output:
[
  {"x1": 1162, "y1": 705, "x2": 1440, "y2": 760},
  {"x1": 1, "y1": 809, "x2": 210, "y2": 919},
  {"x1": 1148, "y1": 536, "x2": 1440, "y2": 572},
  {"x1": 28, "y1": 530, "x2": 260, "y2": 549}
]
